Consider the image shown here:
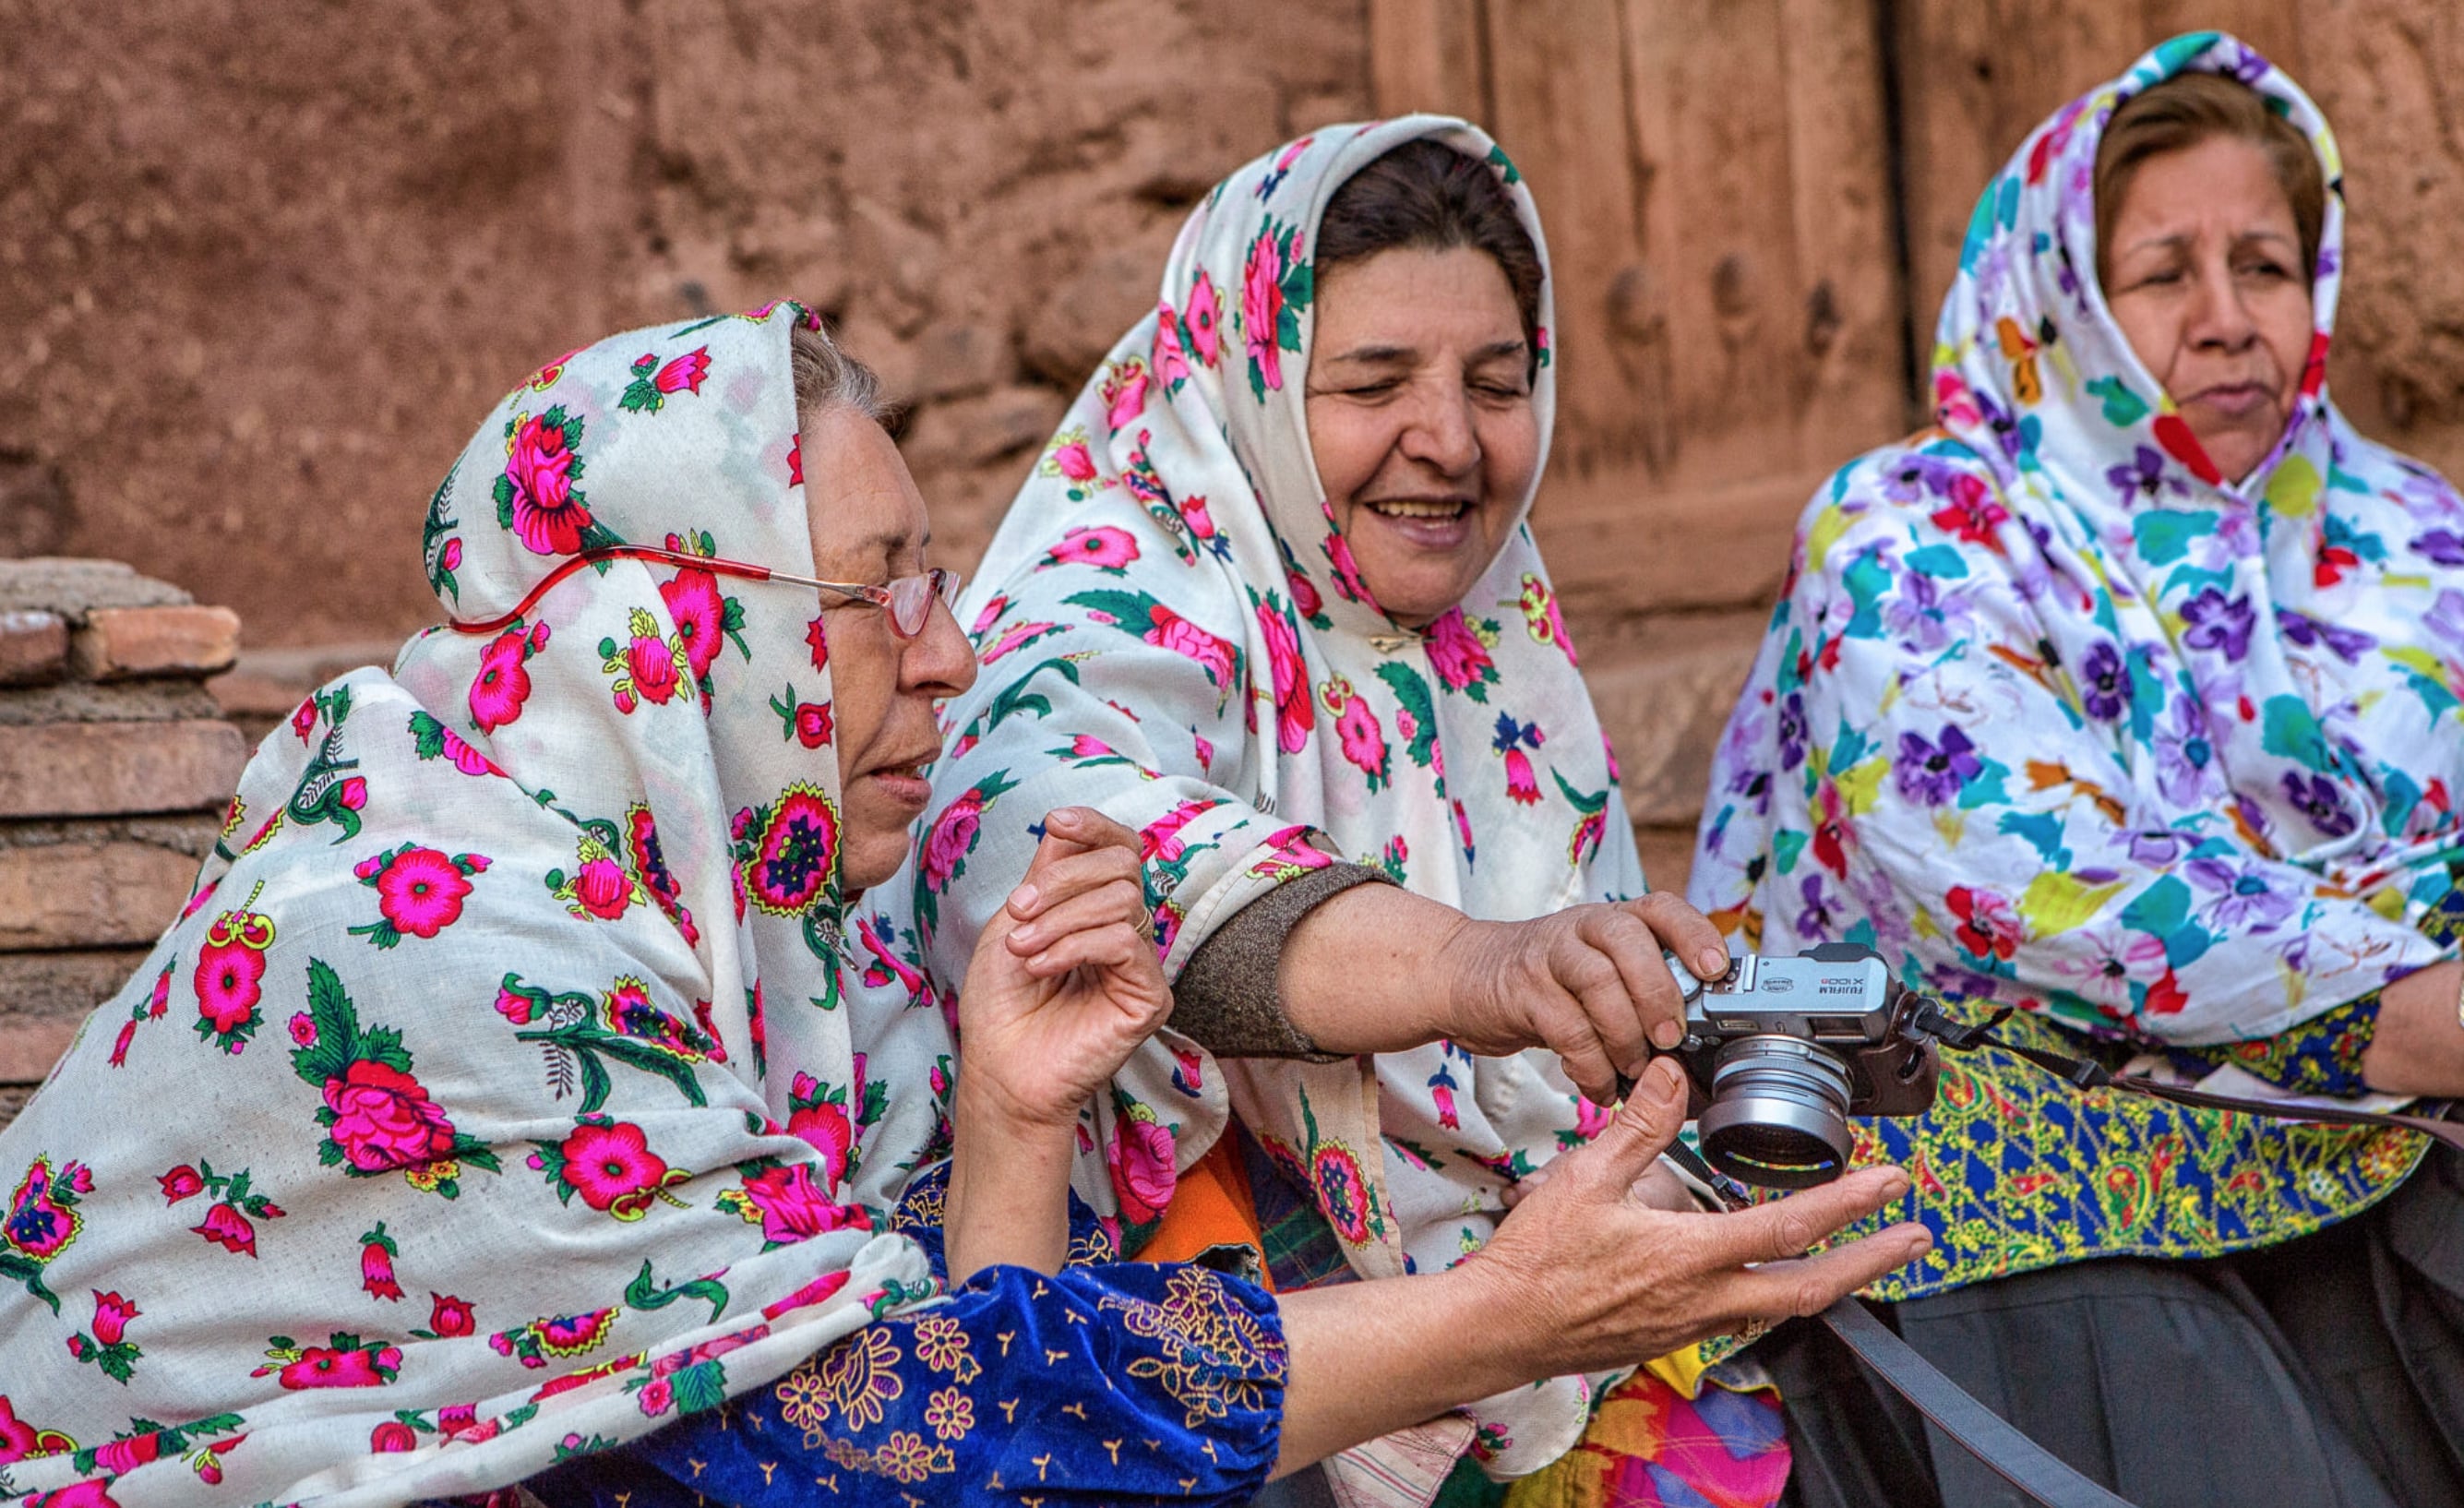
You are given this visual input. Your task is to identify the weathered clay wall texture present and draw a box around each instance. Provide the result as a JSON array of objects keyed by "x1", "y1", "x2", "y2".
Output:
[
  {"x1": 13, "y1": 1, "x2": 2464, "y2": 908},
  {"x1": 0, "y1": 0, "x2": 1370, "y2": 642}
]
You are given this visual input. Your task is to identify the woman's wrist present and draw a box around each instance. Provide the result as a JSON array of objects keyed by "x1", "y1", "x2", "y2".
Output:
[{"x1": 944, "y1": 1083, "x2": 1082, "y2": 1280}]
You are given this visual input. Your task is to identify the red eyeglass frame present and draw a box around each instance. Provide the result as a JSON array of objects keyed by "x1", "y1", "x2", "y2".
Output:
[{"x1": 447, "y1": 545, "x2": 963, "y2": 640}]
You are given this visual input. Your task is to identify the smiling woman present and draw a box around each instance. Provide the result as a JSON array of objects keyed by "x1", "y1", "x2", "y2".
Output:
[
  {"x1": 916, "y1": 119, "x2": 1902, "y2": 1501},
  {"x1": 1306, "y1": 139, "x2": 1544, "y2": 628}
]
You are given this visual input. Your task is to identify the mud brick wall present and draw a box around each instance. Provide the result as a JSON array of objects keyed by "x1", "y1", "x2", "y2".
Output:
[{"x1": 0, "y1": 559, "x2": 246, "y2": 1125}]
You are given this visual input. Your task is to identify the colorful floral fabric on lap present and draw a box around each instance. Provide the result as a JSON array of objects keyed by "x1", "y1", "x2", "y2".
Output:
[
  {"x1": 1689, "y1": 33, "x2": 2460, "y2": 1300},
  {"x1": 0, "y1": 308, "x2": 975, "y2": 1504},
  {"x1": 918, "y1": 118, "x2": 1644, "y2": 1477}
]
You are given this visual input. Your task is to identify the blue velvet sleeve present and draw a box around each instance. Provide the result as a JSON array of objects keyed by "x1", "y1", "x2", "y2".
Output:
[{"x1": 524, "y1": 1167, "x2": 1287, "y2": 1507}]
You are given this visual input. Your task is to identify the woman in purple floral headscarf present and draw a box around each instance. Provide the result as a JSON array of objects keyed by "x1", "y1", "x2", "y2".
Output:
[{"x1": 1693, "y1": 32, "x2": 2464, "y2": 1507}]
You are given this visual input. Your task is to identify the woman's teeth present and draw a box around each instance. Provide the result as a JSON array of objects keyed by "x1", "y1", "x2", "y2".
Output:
[{"x1": 1367, "y1": 499, "x2": 1468, "y2": 519}]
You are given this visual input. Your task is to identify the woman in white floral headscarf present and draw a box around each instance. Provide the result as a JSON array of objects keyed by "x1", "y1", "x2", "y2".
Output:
[{"x1": 921, "y1": 118, "x2": 1851, "y2": 1500}]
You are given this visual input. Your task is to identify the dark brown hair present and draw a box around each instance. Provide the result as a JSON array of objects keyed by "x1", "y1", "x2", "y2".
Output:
[
  {"x1": 1318, "y1": 139, "x2": 1545, "y2": 367},
  {"x1": 2093, "y1": 73, "x2": 2326, "y2": 289}
]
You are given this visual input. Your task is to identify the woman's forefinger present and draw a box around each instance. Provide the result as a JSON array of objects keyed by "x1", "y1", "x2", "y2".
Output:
[{"x1": 1716, "y1": 1223, "x2": 1933, "y2": 1325}]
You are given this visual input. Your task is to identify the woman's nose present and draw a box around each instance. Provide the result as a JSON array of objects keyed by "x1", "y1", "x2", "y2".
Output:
[
  {"x1": 2188, "y1": 263, "x2": 2259, "y2": 350},
  {"x1": 902, "y1": 597, "x2": 979, "y2": 699},
  {"x1": 1401, "y1": 381, "x2": 1482, "y2": 476}
]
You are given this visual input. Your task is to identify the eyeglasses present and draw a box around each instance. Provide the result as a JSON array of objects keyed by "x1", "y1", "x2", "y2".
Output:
[{"x1": 448, "y1": 544, "x2": 963, "y2": 640}]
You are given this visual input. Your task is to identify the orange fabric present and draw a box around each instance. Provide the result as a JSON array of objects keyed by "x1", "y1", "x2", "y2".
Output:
[{"x1": 1137, "y1": 1138, "x2": 1274, "y2": 1290}]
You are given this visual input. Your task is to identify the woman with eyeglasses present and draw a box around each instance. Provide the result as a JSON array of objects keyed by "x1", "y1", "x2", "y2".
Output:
[{"x1": 0, "y1": 306, "x2": 1918, "y2": 1508}]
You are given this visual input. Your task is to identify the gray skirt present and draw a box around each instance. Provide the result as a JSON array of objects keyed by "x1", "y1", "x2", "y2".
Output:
[{"x1": 1769, "y1": 1144, "x2": 2464, "y2": 1508}]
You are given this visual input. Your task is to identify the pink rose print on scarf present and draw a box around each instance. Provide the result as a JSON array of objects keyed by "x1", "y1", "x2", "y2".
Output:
[
  {"x1": 1425, "y1": 607, "x2": 1502, "y2": 700},
  {"x1": 657, "y1": 530, "x2": 750, "y2": 701},
  {"x1": 531, "y1": 1117, "x2": 690, "y2": 1222},
  {"x1": 716, "y1": 1162, "x2": 871, "y2": 1247},
  {"x1": 1453, "y1": 796, "x2": 1477, "y2": 865},
  {"x1": 467, "y1": 621, "x2": 548, "y2": 733},
  {"x1": 785, "y1": 1070, "x2": 859, "y2": 1190},
  {"x1": 0, "y1": 1394, "x2": 73, "y2": 1464},
  {"x1": 1320, "y1": 674, "x2": 1392, "y2": 792},
  {"x1": 1246, "y1": 823, "x2": 1337, "y2": 884},
  {"x1": 1045, "y1": 525, "x2": 1142, "y2": 575},
  {"x1": 913, "y1": 770, "x2": 1015, "y2": 934},
  {"x1": 1240, "y1": 218, "x2": 1311, "y2": 401},
  {"x1": 1492, "y1": 713, "x2": 1547, "y2": 806},
  {"x1": 1177, "y1": 494, "x2": 1226, "y2": 558},
  {"x1": 489, "y1": 1307, "x2": 619, "y2": 1370},
  {"x1": 254, "y1": 1333, "x2": 403, "y2": 1390},
  {"x1": 358, "y1": 1222, "x2": 402, "y2": 1300},
  {"x1": 599, "y1": 606, "x2": 693, "y2": 715},
  {"x1": 1515, "y1": 574, "x2": 1579, "y2": 666},
  {"x1": 370, "y1": 1419, "x2": 420, "y2": 1454},
  {"x1": 288, "y1": 959, "x2": 502, "y2": 1199},
  {"x1": 1063, "y1": 586, "x2": 1241, "y2": 705},
  {"x1": 347, "y1": 844, "x2": 487, "y2": 948},
  {"x1": 1104, "y1": 1102, "x2": 1178, "y2": 1228},
  {"x1": 1154, "y1": 305, "x2": 1193, "y2": 393},
  {"x1": 1102, "y1": 356, "x2": 1152, "y2": 434},
  {"x1": 1186, "y1": 268, "x2": 1224, "y2": 367},
  {"x1": 1036, "y1": 426, "x2": 1109, "y2": 502},
  {"x1": 1274, "y1": 533, "x2": 1328, "y2": 627},
  {"x1": 551, "y1": 831, "x2": 650, "y2": 923},
  {"x1": 770, "y1": 684, "x2": 834, "y2": 749},
  {"x1": 64, "y1": 1289, "x2": 142, "y2": 1384},
  {"x1": 494, "y1": 405, "x2": 611, "y2": 557},
  {"x1": 409, "y1": 709, "x2": 507, "y2": 776},
  {"x1": 193, "y1": 887, "x2": 276, "y2": 1054},
  {"x1": 618, "y1": 345, "x2": 712, "y2": 413}
]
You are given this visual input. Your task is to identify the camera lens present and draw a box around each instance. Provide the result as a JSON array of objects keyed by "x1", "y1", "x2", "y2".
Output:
[{"x1": 1696, "y1": 1035, "x2": 1855, "y2": 1190}]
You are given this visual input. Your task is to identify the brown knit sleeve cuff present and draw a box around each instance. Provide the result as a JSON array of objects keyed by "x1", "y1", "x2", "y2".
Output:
[{"x1": 1171, "y1": 861, "x2": 1395, "y2": 1060}]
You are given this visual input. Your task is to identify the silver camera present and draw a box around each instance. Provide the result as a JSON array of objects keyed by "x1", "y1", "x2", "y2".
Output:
[{"x1": 1667, "y1": 943, "x2": 1942, "y2": 1189}]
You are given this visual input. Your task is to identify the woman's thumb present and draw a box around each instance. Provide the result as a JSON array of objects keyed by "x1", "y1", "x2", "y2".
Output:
[{"x1": 1572, "y1": 1057, "x2": 1687, "y2": 1189}]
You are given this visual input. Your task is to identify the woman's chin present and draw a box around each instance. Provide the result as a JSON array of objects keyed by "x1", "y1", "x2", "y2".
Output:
[
  {"x1": 838, "y1": 832, "x2": 913, "y2": 896},
  {"x1": 1352, "y1": 541, "x2": 1494, "y2": 627}
]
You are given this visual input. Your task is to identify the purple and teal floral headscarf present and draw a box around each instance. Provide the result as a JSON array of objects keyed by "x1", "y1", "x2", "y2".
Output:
[
  {"x1": 921, "y1": 117, "x2": 1645, "y2": 1478},
  {"x1": 1692, "y1": 33, "x2": 2464, "y2": 1050},
  {"x1": 0, "y1": 305, "x2": 960, "y2": 1504}
]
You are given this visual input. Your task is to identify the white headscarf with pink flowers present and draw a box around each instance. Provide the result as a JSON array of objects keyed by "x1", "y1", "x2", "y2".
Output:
[
  {"x1": 917, "y1": 117, "x2": 1646, "y2": 1478},
  {"x1": 0, "y1": 305, "x2": 959, "y2": 1505}
]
